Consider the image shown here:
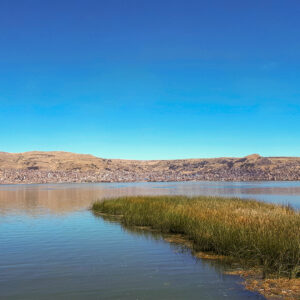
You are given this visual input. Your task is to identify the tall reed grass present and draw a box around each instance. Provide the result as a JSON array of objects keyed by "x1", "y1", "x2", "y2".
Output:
[{"x1": 92, "y1": 195, "x2": 300, "y2": 278}]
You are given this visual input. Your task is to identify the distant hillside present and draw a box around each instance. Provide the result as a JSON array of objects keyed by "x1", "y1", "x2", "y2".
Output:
[{"x1": 0, "y1": 151, "x2": 300, "y2": 184}]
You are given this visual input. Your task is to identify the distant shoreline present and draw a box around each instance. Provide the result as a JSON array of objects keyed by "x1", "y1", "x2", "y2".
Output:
[
  {"x1": 1, "y1": 171, "x2": 300, "y2": 185},
  {"x1": 1, "y1": 151, "x2": 300, "y2": 184}
]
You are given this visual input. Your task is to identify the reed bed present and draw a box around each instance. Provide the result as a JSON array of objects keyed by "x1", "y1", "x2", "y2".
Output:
[{"x1": 92, "y1": 195, "x2": 300, "y2": 278}]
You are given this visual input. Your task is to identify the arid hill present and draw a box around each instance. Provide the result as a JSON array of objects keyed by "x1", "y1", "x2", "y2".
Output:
[{"x1": 0, "y1": 151, "x2": 300, "y2": 184}]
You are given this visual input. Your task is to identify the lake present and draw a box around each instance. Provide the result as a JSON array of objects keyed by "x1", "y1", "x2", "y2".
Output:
[{"x1": 1, "y1": 181, "x2": 300, "y2": 299}]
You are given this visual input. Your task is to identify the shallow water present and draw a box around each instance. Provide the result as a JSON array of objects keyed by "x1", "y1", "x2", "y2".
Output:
[{"x1": 1, "y1": 181, "x2": 300, "y2": 299}]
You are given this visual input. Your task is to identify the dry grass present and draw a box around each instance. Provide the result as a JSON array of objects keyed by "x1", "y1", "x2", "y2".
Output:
[
  {"x1": 92, "y1": 195, "x2": 300, "y2": 279},
  {"x1": 227, "y1": 270, "x2": 300, "y2": 299}
]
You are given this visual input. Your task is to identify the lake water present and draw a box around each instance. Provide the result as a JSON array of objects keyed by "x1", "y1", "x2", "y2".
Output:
[{"x1": 1, "y1": 181, "x2": 300, "y2": 299}]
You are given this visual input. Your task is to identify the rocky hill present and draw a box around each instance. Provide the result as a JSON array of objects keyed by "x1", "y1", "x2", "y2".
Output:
[{"x1": 0, "y1": 151, "x2": 300, "y2": 184}]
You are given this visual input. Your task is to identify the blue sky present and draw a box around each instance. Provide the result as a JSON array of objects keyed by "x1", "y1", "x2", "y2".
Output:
[{"x1": 0, "y1": 0, "x2": 299, "y2": 159}]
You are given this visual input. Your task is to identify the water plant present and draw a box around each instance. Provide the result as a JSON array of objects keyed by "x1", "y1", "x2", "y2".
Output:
[{"x1": 92, "y1": 195, "x2": 300, "y2": 278}]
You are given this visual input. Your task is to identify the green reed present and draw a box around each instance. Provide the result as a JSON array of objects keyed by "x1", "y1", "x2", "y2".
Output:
[{"x1": 92, "y1": 195, "x2": 300, "y2": 278}]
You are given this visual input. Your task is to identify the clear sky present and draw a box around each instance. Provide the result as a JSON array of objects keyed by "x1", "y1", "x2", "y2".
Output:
[{"x1": 0, "y1": 0, "x2": 299, "y2": 159}]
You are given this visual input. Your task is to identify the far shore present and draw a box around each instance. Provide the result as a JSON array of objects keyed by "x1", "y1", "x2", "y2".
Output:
[{"x1": 1, "y1": 151, "x2": 300, "y2": 184}]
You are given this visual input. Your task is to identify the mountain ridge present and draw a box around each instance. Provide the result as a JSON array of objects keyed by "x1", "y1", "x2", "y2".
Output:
[{"x1": 0, "y1": 151, "x2": 300, "y2": 183}]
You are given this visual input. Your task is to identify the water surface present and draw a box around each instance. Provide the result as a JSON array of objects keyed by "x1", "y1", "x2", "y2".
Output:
[{"x1": 1, "y1": 181, "x2": 300, "y2": 299}]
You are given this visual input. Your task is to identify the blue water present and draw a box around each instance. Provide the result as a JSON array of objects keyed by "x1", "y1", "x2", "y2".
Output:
[{"x1": 1, "y1": 181, "x2": 299, "y2": 299}]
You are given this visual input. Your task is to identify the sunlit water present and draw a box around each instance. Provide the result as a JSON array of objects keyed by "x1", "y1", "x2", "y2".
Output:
[{"x1": 1, "y1": 181, "x2": 300, "y2": 299}]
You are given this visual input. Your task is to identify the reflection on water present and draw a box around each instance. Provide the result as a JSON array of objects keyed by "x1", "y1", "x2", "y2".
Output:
[
  {"x1": 0, "y1": 181, "x2": 299, "y2": 299},
  {"x1": 0, "y1": 210, "x2": 265, "y2": 300},
  {"x1": 97, "y1": 213, "x2": 231, "y2": 276},
  {"x1": 0, "y1": 181, "x2": 299, "y2": 216}
]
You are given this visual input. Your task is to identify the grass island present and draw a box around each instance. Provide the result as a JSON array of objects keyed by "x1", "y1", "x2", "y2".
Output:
[{"x1": 93, "y1": 195, "x2": 300, "y2": 299}]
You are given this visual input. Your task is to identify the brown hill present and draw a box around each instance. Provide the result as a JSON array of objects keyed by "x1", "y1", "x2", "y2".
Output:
[
  {"x1": 0, "y1": 151, "x2": 300, "y2": 183},
  {"x1": 0, "y1": 151, "x2": 108, "y2": 171}
]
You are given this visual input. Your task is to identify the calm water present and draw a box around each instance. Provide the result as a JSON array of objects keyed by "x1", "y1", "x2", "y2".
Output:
[{"x1": 1, "y1": 181, "x2": 300, "y2": 299}]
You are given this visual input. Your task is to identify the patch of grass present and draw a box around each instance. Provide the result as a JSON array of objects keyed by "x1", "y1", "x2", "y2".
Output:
[{"x1": 92, "y1": 195, "x2": 300, "y2": 278}]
